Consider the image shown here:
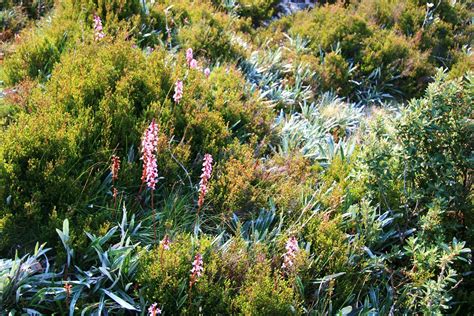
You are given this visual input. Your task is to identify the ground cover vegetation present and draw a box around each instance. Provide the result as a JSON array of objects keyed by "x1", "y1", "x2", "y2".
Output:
[{"x1": 0, "y1": 0, "x2": 472, "y2": 314}]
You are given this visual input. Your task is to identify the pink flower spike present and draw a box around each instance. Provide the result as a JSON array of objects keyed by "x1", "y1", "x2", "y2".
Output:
[
  {"x1": 93, "y1": 15, "x2": 105, "y2": 41},
  {"x1": 186, "y1": 48, "x2": 193, "y2": 65},
  {"x1": 140, "y1": 120, "x2": 159, "y2": 190},
  {"x1": 197, "y1": 154, "x2": 213, "y2": 210},
  {"x1": 148, "y1": 303, "x2": 162, "y2": 315},
  {"x1": 204, "y1": 67, "x2": 211, "y2": 78},
  {"x1": 190, "y1": 59, "x2": 198, "y2": 69},
  {"x1": 191, "y1": 253, "x2": 204, "y2": 278},
  {"x1": 160, "y1": 235, "x2": 171, "y2": 250},
  {"x1": 282, "y1": 236, "x2": 299, "y2": 271},
  {"x1": 111, "y1": 155, "x2": 120, "y2": 181},
  {"x1": 173, "y1": 80, "x2": 183, "y2": 104}
]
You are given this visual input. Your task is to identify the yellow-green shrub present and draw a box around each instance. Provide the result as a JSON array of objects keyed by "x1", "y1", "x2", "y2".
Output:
[
  {"x1": 233, "y1": 261, "x2": 302, "y2": 315},
  {"x1": 290, "y1": 4, "x2": 372, "y2": 60},
  {"x1": 0, "y1": 38, "x2": 272, "y2": 254},
  {"x1": 236, "y1": 0, "x2": 280, "y2": 26},
  {"x1": 2, "y1": 16, "x2": 81, "y2": 85},
  {"x1": 137, "y1": 234, "x2": 231, "y2": 314}
]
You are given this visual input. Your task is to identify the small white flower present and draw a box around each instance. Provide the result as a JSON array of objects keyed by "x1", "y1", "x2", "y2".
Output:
[{"x1": 427, "y1": 2, "x2": 434, "y2": 8}]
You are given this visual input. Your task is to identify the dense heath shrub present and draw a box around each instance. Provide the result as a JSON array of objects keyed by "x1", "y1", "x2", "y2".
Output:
[
  {"x1": 236, "y1": 0, "x2": 280, "y2": 26},
  {"x1": 137, "y1": 234, "x2": 303, "y2": 314},
  {"x1": 0, "y1": 38, "x2": 272, "y2": 254},
  {"x1": 2, "y1": 15, "x2": 81, "y2": 85},
  {"x1": 0, "y1": 6, "x2": 29, "y2": 42},
  {"x1": 0, "y1": 0, "x2": 472, "y2": 314},
  {"x1": 290, "y1": 5, "x2": 372, "y2": 60},
  {"x1": 137, "y1": 234, "x2": 231, "y2": 314},
  {"x1": 397, "y1": 71, "x2": 473, "y2": 231},
  {"x1": 261, "y1": 0, "x2": 471, "y2": 101},
  {"x1": 144, "y1": 0, "x2": 249, "y2": 61}
]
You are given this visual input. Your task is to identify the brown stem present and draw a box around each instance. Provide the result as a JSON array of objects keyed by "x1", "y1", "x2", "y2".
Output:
[{"x1": 112, "y1": 179, "x2": 116, "y2": 215}]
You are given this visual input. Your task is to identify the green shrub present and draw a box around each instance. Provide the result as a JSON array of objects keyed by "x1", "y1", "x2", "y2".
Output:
[
  {"x1": 266, "y1": 0, "x2": 471, "y2": 101},
  {"x1": 361, "y1": 29, "x2": 434, "y2": 98},
  {"x1": 236, "y1": 0, "x2": 280, "y2": 26},
  {"x1": 208, "y1": 139, "x2": 266, "y2": 218},
  {"x1": 0, "y1": 37, "x2": 272, "y2": 254},
  {"x1": 68, "y1": 0, "x2": 142, "y2": 22},
  {"x1": 0, "y1": 7, "x2": 29, "y2": 42},
  {"x1": 137, "y1": 234, "x2": 231, "y2": 314},
  {"x1": 2, "y1": 16, "x2": 81, "y2": 85},
  {"x1": 233, "y1": 261, "x2": 302, "y2": 315},
  {"x1": 290, "y1": 4, "x2": 372, "y2": 60},
  {"x1": 146, "y1": 0, "x2": 248, "y2": 61},
  {"x1": 317, "y1": 51, "x2": 353, "y2": 96},
  {"x1": 397, "y1": 71, "x2": 473, "y2": 234}
]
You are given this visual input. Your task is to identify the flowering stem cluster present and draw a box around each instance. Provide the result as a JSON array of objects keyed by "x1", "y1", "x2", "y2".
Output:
[
  {"x1": 186, "y1": 48, "x2": 193, "y2": 64},
  {"x1": 93, "y1": 15, "x2": 105, "y2": 41},
  {"x1": 197, "y1": 154, "x2": 213, "y2": 215},
  {"x1": 189, "y1": 253, "x2": 204, "y2": 288},
  {"x1": 141, "y1": 119, "x2": 159, "y2": 241},
  {"x1": 282, "y1": 236, "x2": 299, "y2": 273},
  {"x1": 160, "y1": 234, "x2": 171, "y2": 250},
  {"x1": 173, "y1": 80, "x2": 183, "y2": 104},
  {"x1": 148, "y1": 303, "x2": 162, "y2": 315}
]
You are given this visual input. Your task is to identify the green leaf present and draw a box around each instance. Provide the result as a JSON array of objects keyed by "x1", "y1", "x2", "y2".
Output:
[{"x1": 102, "y1": 289, "x2": 138, "y2": 311}]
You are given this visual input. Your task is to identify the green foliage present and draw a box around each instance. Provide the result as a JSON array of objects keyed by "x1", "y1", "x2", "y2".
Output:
[
  {"x1": 68, "y1": 0, "x2": 142, "y2": 22},
  {"x1": 0, "y1": 37, "x2": 271, "y2": 254},
  {"x1": 0, "y1": 208, "x2": 148, "y2": 314},
  {"x1": 145, "y1": 0, "x2": 248, "y2": 61},
  {"x1": 399, "y1": 236, "x2": 470, "y2": 314},
  {"x1": 262, "y1": 0, "x2": 471, "y2": 102},
  {"x1": 0, "y1": 0, "x2": 472, "y2": 314},
  {"x1": 137, "y1": 234, "x2": 230, "y2": 314},
  {"x1": 1, "y1": 0, "x2": 54, "y2": 20},
  {"x1": 0, "y1": 243, "x2": 53, "y2": 312},
  {"x1": 0, "y1": 6, "x2": 29, "y2": 41},
  {"x1": 233, "y1": 261, "x2": 301, "y2": 315},
  {"x1": 2, "y1": 13, "x2": 81, "y2": 85},
  {"x1": 290, "y1": 5, "x2": 372, "y2": 60},
  {"x1": 236, "y1": 0, "x2": 280, "y2": 26},
  {"x1": 398, "y1": 71, "x2": 472, "y2": 216}
]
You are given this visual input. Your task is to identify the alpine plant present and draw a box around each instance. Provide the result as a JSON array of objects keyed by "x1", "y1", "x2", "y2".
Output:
[
  {"x1": 197, "y1": 154, "x2": 213, "y2": 212},
  {"x1": 186, "y1": 48, "x2": 193, "y2": 66},
  {"x1": 140, "y1": 119, "x2": 159, "y2": 241},
  {"x1": 93, "y1": 15, "x2": 105, "y2": 41},
  {"x1": 173, "y1": 80, "x2": 183, "y2": 104},
  {"x1": 148, "y1": 303, "x2": 162, "y2": 315},
  {"x1": 282, "y1": 236, "x2": 299, "y2": 272},
  {"x1": 141, "y1": 120, "x2": 159, "y2": 190},
  {"x1": 189, "y1": 253, "x2": 204, "y2": 288}
]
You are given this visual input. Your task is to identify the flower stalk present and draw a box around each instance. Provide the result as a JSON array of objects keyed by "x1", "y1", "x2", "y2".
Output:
[
  {"x1": 140, "y1": 119, "x2": 159, "y2": 242},
  {"x1": 197, "y1": 154, "x2": 213, "y2": 215}
]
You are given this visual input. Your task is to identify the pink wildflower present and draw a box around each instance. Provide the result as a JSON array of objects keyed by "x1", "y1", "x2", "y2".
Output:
[
  {"x1": 190, "y1": 59, "x2": 198, "y2": 69},
  {"x1": 186, "y1": 48, "x2": 193, "y2": 65},
  {"x1": 93, "y1": 15, "x2": 105, "y2": 41},
  {"x1": 282, "y1": 236, "x2": 299, "y2": 271},
  {"x1": 197, "y1": 154, "x2": 213, "y2": 210},
  {"x1": 160, "y1": 235, "x2": 171, "y2": 250},
  {"x1": 111, "y1": 155, "x2": 120, "y2": 181},
  {"x1": 204, "y1": 67, "x2": 211, "y2": 78},
  {"x1": 189, "y1": 253, "x2": 204, "y2": 287},
  {"x1": 148, "y1": 303, "x2": 162, "y2": 316},
  {"x1": 141, "y1": 120, "x2": 159, "y2": 190},
  {"x1": 173, "y1": 80, "x2": 183, "y2": 104}
]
